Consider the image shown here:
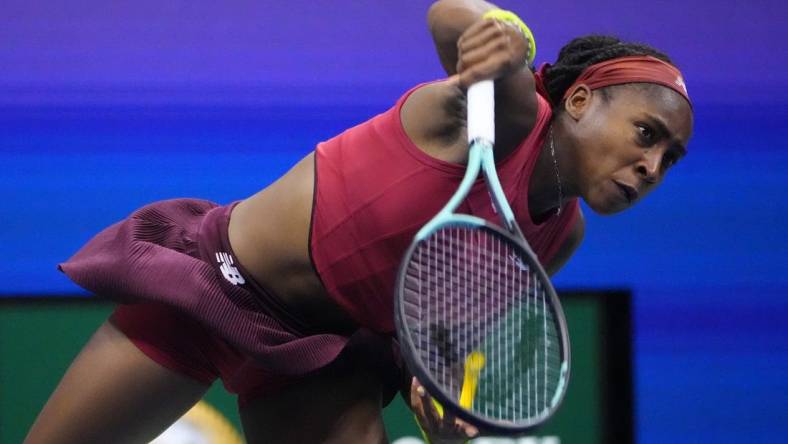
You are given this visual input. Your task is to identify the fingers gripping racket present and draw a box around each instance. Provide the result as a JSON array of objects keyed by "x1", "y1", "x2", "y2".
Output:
[{"x1": 394, "y1": 80, "x2": 571, "y2": 434}]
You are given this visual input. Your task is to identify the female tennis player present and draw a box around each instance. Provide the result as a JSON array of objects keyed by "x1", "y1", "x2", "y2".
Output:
[{"x1": 26, "y1": 1, "x2": 692, "y2": 443}]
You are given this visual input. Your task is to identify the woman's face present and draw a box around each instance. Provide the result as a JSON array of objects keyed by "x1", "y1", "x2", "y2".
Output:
[{"x1": 564, "y1": 83, "x2": 694, "y2": 215}]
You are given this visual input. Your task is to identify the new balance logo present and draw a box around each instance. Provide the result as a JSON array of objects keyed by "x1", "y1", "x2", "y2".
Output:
[{"x1": 216, "y1": 252, "x2": 245, "y2": 285}]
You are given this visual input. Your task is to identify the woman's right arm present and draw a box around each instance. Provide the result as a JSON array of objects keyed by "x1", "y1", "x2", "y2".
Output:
[
  {"x1": 402, "y1": 1, "x2": 539, "y2": 161},
  {"x1": 428, "y1": 0, "x2": 499, "y2": 76}
]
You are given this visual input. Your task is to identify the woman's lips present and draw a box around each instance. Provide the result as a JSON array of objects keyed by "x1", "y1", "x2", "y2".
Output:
[{"x1": 613, "y1": 181, "x2": 638, "y2": 203}]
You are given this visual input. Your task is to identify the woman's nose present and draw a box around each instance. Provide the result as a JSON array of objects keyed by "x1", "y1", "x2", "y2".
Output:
[{"x1": 636, "y1": 150, "x2": 662, "y2": 184}]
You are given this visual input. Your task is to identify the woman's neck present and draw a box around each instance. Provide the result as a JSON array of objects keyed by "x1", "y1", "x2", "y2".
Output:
[{"x1": 528, "y1": 120, "x2": 577, "y2": 223}]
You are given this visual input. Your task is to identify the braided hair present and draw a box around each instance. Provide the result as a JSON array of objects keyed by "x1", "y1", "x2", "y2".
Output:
[{"x1": 543, "y1": 35, "x2": 672, "y2": 109}]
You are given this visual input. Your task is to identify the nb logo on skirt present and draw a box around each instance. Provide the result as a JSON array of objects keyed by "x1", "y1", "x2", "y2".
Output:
[{"x1": 216, "y1": 252, "x2": 246, "y2": 286}]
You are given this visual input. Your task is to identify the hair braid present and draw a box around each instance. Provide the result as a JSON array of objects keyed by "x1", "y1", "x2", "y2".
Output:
[{"x1": 544, "y1": 35, "x2": 672, "y2": 108}]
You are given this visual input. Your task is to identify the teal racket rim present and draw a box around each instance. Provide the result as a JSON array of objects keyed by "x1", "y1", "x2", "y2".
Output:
[{"x1": 394, "y1": 219, "x2": 571, "y2": 434}]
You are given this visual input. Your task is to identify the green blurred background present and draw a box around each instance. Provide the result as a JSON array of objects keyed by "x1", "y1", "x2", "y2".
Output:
[{"x1": 0, "y1": 291, "x2": 629, "y2": 443}]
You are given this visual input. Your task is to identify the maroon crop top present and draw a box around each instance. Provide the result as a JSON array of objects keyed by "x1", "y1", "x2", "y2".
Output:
[{"x1": 310, "y1": 83, "x2": 579, "y2": 333}]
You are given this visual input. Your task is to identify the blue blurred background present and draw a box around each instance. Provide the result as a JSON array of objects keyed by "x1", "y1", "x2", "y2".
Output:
[{"x1": 1, "y1": 1, "x2": 786, "y2": 442}]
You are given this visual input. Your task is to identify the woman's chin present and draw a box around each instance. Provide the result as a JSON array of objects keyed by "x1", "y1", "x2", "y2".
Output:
[{"x1": 583, "y1": 194, "x2": 630, "y2": 215}]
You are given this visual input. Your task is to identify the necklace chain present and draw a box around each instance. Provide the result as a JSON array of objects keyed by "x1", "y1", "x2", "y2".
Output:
[{"x1": 549, "y1": 127, "x2": 563, "y2": 216}]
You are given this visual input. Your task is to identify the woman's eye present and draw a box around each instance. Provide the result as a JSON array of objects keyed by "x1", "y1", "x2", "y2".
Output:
[
  {"x1": 637, "y1": 124, "x2": 655, "y2": 142},
  {"x1": 663, "y1": 156, "x2": 675, "y2": 169},
  {"x1": 663, "y1": 152, "x2": 679, "y2": 170}
]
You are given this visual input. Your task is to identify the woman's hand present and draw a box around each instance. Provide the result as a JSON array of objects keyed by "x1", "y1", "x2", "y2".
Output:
[
  {"x1": 410, "y1": 377, "x2": 480, "y2": 443},
  {"x1": 455, "y1": 16, "x2": 531, "y2": 89}
]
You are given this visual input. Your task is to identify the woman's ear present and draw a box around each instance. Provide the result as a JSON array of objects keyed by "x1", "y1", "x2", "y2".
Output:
[{"x1": 563, "y1": 84, "x2": 593, "y2": 121}]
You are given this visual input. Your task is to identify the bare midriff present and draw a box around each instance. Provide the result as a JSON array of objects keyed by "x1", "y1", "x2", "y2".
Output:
[
  {"x1": 227, "y1": 152, "x2": 357, "y2": 334},
  {"x1": 225, "y1": 81, "x2": 467, "y2": 335}
]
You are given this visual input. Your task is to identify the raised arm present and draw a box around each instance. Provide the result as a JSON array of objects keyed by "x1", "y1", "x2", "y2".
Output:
[
  {"x1": 402, "y1": 1, "x2": 539, "y2": 161},
  {"x1": 428, "y1": 0, "x2": 499, "y2": 76}
]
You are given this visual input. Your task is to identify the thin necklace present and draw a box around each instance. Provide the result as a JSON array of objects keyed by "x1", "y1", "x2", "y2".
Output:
[{"x1": 549, "y1": 127, "x2": 563, "y2": 216}]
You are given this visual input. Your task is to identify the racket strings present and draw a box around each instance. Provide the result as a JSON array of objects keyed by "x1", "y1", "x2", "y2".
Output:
[{"x1": 402, "y1": 227, "x2": 563, "y2": 423}]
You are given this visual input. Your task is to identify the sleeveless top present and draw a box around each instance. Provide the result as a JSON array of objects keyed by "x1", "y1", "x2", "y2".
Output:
[{"x1": 310, "y1": 83, "x2": 580, "y2": 333}]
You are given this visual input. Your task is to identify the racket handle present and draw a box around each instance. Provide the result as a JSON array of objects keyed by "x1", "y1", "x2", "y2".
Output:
[{"x1": 467, "y1": 80, "x2": 495, "y2": 145}]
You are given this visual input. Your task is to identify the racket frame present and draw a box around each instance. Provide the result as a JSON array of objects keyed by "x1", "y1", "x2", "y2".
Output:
[
  {"x1": 394, "y1": 81, "x2": 571, "y2": 434},
  {"x1": 395, "y1": 213, "x2": 571, "y2": 433}
]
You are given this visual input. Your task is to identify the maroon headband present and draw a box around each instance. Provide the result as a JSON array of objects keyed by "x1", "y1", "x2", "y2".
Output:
[{"x1": 534, "y1": 55, "x2": 691, "y2": 106}]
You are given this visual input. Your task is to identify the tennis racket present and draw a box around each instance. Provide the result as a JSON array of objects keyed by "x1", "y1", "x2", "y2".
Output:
[{"x1": 394, "y1": 80, "x2": 571, "y2": 435}]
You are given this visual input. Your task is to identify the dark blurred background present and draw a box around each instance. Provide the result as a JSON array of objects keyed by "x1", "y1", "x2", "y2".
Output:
[{"x1": 1, "y1": 1, "x2": 786, "y2": 442}]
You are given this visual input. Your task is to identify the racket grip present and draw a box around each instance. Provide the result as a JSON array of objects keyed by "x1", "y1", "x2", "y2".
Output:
[{"x1": 467, "y1": 80, "x2": 495, "y2": 145}]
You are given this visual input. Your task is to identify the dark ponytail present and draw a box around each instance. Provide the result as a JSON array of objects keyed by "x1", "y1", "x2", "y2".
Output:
[{"x1": 543, "y1": 35, "x2": 672, "y2": 108}]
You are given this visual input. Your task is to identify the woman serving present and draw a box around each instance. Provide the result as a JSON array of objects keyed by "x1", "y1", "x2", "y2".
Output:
[{"x1": 27, "y1": 1, "x2": 692, "y2": 443}]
